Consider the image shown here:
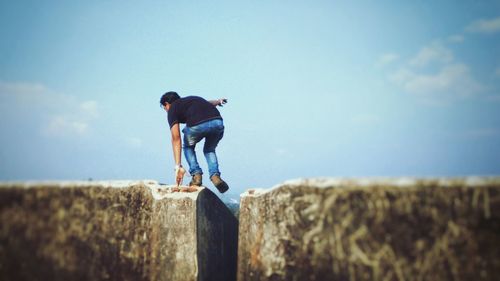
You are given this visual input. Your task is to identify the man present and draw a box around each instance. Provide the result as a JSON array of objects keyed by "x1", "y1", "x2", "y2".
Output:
[{"x1": 160, "y1": 91, "x2": 229, "y2": 193}]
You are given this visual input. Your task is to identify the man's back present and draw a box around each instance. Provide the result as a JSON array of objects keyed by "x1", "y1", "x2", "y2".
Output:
[{"x1": 167, "y1": 96, "x2": 222, "y2": 128}]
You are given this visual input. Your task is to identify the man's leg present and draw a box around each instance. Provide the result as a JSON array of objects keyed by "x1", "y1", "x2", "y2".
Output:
[
  {"x1": 203, "y1": 124, "x2": 224, "y2": 177},
  {"x1": 182, "y1": 126, "x2": 203, "y2": 177},
  {"x1": 203, "y1": 119, "x2": 228, "y2": 193}
]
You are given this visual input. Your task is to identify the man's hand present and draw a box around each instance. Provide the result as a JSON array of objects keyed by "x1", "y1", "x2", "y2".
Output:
[
  {"x1": 175, "y1": 165, "x2": 186, "y2": 187},
  {"x1": 218, "y1": 98, "x2": 227, "y2": 106},
  {"x1": 209, "y1": 98, "x2": 228, "y2": 107}
]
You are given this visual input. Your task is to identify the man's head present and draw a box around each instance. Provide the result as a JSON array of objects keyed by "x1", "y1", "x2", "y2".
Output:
[{"x1": 160, "y1": 91, "x2": 180, "y2": 111}]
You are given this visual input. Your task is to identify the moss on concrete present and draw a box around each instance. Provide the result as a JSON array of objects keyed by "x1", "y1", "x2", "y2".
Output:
[
  {"x1": 237, "y1": 177, "x2": 500, "y2": 281},
  {"x1": 0, "y1": 181, "x2": 238, "y2": 281}
]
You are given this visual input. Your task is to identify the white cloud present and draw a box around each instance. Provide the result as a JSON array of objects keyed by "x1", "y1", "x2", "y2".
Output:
[
  {"x1": 466, "y1": 17, "x2": 500, "y2": 33},
  {"x1": 80, "y1": 100, "x2": 99, "y2": 119},
  {"x1": 275, "y1": 147, "x2": 293, "y2": 158},
  {"x1": 409, "y1": 42, "x2": 453, "y2": 67},
  {"x1": 376, "y1": 53, "x2": 399, "y2": 67},
  {"x1": 0, "y1": 81, "x2": 47, "y2": 102},
  {"x1": 447, "y1": 35, "x2": 464, "y2": 43},
  {"x1": 126, "y1": 137, "x2": 143, "y2": 148},
  {"x1": 0, "y1": 81, "x2": 99, "y2": 137},
  {"x1": 42, "y1": 101, "x2": 99, "y2": 137},
  {"x1": 384, "y1": 38, "x2": 486, "y2": 105},
  {"x1": 275, "y1": 148, "x2": 287, "y2": 155},
  {"x1": 44, "y1": 116, "x2": 89, "y2": 136},
  {"x1": 390, "y1": 63, "x2": 482, "y2": 102}
]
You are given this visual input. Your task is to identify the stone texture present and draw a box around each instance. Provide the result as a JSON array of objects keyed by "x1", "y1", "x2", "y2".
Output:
[
  {"x1": 0, "y1": 180, "x2": 238, "y2": 281},
  {"x1": 237, "y1": 177, "x2": 500, "y2": 281}
]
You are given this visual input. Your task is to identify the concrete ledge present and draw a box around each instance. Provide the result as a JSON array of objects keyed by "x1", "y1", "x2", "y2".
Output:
[
  {"x1": 0, "y1": 181, "x2": 238, "y2": 281},
  {"x1": 237, "y1": 177, "x2": 500, "y2": 281}
]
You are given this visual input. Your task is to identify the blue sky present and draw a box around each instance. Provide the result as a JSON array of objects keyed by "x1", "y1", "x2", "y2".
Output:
[{"x1": 1, "y1": 1, "x2": 500, "y2": 194}]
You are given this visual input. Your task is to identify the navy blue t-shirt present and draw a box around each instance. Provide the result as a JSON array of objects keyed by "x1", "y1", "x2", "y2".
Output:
[{"x1": 167, "y1": 96, "x2": 222, "y2": 128}]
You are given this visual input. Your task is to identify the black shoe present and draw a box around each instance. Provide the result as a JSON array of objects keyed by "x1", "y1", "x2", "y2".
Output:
[
  {"x1": 210, "y1": 174, "x2": 229, "y2": 193},
  {"x1": 189, "y1": 174, "x2": 202, "y2": 186}
]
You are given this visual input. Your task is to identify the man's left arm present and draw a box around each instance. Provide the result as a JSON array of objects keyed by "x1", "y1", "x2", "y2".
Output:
[{"x1": 209, "y1": 98, "x2": 227, "y2": 107}]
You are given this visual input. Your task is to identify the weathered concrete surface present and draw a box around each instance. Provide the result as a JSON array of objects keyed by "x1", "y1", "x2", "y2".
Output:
[
  {"x1": 0, "y1": 181, "x2": 238, "y2": 281},
  {"x1": 237, "y1": 177, "x2": 500, "y2": 281}
]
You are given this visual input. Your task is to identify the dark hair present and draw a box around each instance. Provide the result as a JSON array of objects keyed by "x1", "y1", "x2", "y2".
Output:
[{"x1": 160, "y1": 91, "x2": 180, "y2": 107}]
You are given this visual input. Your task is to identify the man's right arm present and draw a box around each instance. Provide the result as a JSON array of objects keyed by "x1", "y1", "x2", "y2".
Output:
[
  {"x1": 170, "y1": 123, "x2": 182, "y2": 165},
  {"x1": 170, "y1": 123, "x2": 185, "y2": 186}
]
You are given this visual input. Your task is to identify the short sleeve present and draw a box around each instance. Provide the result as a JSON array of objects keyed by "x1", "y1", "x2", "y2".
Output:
[{"x1": 167, "y1": 107, "x2": 178, "y2": 128}]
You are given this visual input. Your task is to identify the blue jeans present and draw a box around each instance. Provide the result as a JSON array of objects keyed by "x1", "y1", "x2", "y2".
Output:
[{"x1": 182, "y1": 119, "x2": 224, "y2": 177}]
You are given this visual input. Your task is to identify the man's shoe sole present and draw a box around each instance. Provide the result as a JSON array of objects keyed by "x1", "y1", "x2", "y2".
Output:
[{"x1": 215, "y1": 181, "x2": 229, "y2": 193}]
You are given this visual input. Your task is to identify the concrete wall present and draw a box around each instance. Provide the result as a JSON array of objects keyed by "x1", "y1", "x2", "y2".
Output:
[
  {"x1": 4, "y1": 177, "x2": 500, "y2": 281},
  {"x1": 0, "y1": 181, "x2": 238, "y2": 281},
  {"x1": 237, "y1": 177, "x2": 500, "y2": 281}
]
